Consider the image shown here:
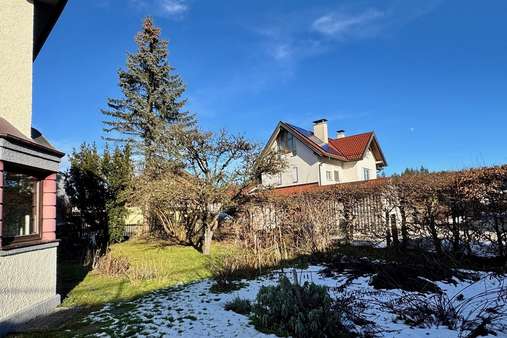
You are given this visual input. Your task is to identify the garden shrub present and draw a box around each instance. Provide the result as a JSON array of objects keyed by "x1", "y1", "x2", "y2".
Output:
[
  {"x1": 224, "y1": 297, "x2": 252, "y2": 315},
  {"x1": 206, "y1": 253, "x2": 258, "y2": 293},
  {"x1": 127, "y1": 262, "x2": 159, "y2": 281},
  {"x1": 386, "y1": 293, "x2": 460, "y2": 329},
  {"x1": 95, "y1": 252, "x2": 130, "y2": 277},
  {"x1": 250, "y1": 275, "x2": 355, "y2": 338}
]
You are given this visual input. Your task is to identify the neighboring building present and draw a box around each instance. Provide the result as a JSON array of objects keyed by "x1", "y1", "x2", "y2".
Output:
[
  {"x1": 0, "y1": 0, "x2": 67, "y2": 333},
  {"x1": 261, "y1": 119, "x2": 387, "y2": 188}
]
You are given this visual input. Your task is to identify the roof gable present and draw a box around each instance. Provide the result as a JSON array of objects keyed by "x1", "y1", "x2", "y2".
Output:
[{"x1": 262, "y1": 121, "x2": 387, "y2": 166}]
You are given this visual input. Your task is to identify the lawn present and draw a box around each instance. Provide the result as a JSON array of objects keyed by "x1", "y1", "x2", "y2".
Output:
[
  {"x1": 62, "y1": 239, "x2": 234, "y2": 307},
  {"x1": 11, "y1": 240, "x2": 507, "y2": 337}
]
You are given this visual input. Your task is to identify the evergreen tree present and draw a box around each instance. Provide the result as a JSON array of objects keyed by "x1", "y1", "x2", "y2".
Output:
[
  {"x1": 103, "y1": 144, "x2": 134, "y2": 243},
  {"x1": 66, "y1": 143, "x2": 134, "y2": 248},
  {"x1": 65, "y1": 143, "x2": 108, "y2": 248},
  {"x1": 102, "y1": 17, "x2": 193, "y2": 172}
]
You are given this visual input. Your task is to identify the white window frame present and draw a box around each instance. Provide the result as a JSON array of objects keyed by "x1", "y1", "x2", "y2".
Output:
[
  {"x1": 291, "y1": 167, "x2": 298, "y2": 183},
  {"x1": 326, "y1": 170, "x2": 332, "y2": 181},
  {"x1": 334, "y1": 170, "x2": 340, "y2": 182},
  {"x1": 362, "y1": 167, "x2": 370, "y2": 181}
]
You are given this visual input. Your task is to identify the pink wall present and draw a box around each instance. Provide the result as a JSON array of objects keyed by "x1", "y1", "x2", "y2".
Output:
[
  {"x1": 41, "y1": 173, "x2": 57, "y2": 241},
  {"x1": 0, "y1": 161, "x2": 3, "y2": 247}
]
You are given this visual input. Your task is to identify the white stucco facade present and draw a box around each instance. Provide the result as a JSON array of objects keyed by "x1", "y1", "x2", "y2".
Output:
[
  {"x1": 0, "y1": 0, "x2": 33, "y2": 137},
  {"x1": 0, "y1": 244, "x2": 58, "y2": 320},
  {"x1": 262, "y1": 136, "x2": 321, "y2": 187}
]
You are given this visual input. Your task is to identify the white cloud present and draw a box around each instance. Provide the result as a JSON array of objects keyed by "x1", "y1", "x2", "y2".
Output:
[
  {"x1": 312, "y1": 9, "x2": 384, "y2": 38},
  {"x1": 129, "y1": 0, "x2": 189, "y2": 19},
  {"x1": 252, "y1": 1, "x2": 442, "y2": 65},
  {"x1": 160, "y1": 0, "x2": 188, "y2": 17},
  {"x1": 272, "y1": 44, "x2": 292, "y2": 61}
]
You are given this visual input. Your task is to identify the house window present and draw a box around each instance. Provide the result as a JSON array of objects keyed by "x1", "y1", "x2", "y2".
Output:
[
  {"x1": 288, "y1": 133, "x2": 296, "y2": 155},
  {"x1": 276, "y1": 173, "x2": 282, "y2": 185},
  {"x1": 326, "y1": 170, "x2": 332, "y2": 181},
  {"x1": 278, "y1": 130, "x2": 296, "y2": 155},
  {"x1": 2, "y1": 166, "x2": 42, "y2": 245},
  {"x1": 334, "y1": 170, "x2": 340, "y2": 182},
  {"x1": 362, "y1": 168, "x2": 370, "y2": 181},
  {"x1": 291, "y1": 167, "x2": 298, "y2": 183}
]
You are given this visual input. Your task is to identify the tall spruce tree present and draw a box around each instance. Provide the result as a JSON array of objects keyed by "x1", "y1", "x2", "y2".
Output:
[{"x1": 102, "y1": 17, "x2": 193, "y2": 172}]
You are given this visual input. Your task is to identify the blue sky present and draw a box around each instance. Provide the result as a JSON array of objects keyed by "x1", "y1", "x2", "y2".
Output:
[{"x1": 33, "y1": 0, "x2": 507, "y2": 174}]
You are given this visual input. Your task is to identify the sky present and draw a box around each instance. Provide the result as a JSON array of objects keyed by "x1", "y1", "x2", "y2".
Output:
[{"x1": 33, "y1": 0, "x2": 507, "y2": 174}]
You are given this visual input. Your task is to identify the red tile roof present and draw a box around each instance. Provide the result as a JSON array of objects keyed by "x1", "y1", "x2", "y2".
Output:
[{"x1": 328, "y1": 132, "x2": 374, "y2": 161}]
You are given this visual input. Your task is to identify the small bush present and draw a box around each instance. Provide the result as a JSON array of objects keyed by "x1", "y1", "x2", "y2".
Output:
[
  {"x1": 251, "y1": 275, "x2": 355, "y2": 338},
  {"x1": 224, "y1": 297, "x2": 252, "y2": 315},
  {"x1": 206, "y1": 253, "x2": 258, "y2": 293},
  {"x1": 387, "y1": 293, "x2": 459, "y2": 329},
  {"x1": 127, "y1": 262, "x2": 159, "y2": 281},
  {"x1": 95, "y1": 252, "x2": 130, "y2": 277}
]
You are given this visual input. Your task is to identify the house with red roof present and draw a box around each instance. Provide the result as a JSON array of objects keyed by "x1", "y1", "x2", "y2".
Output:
[{"x1": 261, "y1": 119, "x2": 387, "y2": 189}]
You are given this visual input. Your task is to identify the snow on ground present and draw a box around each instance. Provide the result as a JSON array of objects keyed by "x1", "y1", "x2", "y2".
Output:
[{"x1": 81, "y1": 265, "x2": 507, "y2": 338}]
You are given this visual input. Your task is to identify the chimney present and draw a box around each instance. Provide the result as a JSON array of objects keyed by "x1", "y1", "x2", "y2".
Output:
[
  {"x1": 336, "y1": 130, "x2": 345, "y2": 139},
  {"x1": 313, "y1": 119, "x2": 328, "y2": 144}
]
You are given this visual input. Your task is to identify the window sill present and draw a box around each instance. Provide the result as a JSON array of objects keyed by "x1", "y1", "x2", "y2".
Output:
[{"x1": 0, "y1": 240, "x2": 60, "y2": 257}]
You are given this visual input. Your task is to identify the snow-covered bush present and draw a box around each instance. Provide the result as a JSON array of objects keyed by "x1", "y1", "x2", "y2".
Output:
[
  {"x1": 224, "y1": 297, "x2": 252, "y2": 315},
  {"x1": 250, "y1": 275, "x2": 355, "y2": 338}
]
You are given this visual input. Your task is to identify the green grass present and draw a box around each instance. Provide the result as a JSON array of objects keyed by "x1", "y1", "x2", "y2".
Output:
[{"x1": 62, "y1": 239, "x2": 233, "y2": 307}]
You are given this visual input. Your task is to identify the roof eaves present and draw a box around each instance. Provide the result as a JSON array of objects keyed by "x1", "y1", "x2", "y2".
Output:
[{"x1": 33, "y1": 0, "x2": 68, "y2": 60}]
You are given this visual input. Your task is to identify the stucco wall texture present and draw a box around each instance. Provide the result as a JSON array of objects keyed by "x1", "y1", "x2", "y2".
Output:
[
  {"x1": 0, "y1": 0, "x2": 34, "y2": 137},
  {"x1": 0, "y1": 246, "x2": 57, "y2": 319}
]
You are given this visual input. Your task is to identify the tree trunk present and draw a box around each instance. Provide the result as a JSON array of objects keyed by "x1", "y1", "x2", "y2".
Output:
[
  {"x1": 202, "y1": 226, "x2": 214, "y2": 255},
  {"x1": 451, "y1": 215, "x2": 460, "y2": 255},
  {"x1": 429, "y1": 216, "x2": 442, "y2": 255},
  {"x1": 400, "y1": 206, "x2": 409, "y2": 249},
  {"x1": 385, "y1": 211, "x2": 392, "y2": 247},
  {"x1": 494, "y1": 217, "x2": 504, "y2": 257},
  {"x1": 390, "y1": 214, "x2": 400, "y2": 248}
]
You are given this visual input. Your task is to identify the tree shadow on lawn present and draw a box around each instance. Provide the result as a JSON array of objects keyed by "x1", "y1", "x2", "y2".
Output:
[{"x1": 6, "y1": 276, "x2": 210, "y2": 337}]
